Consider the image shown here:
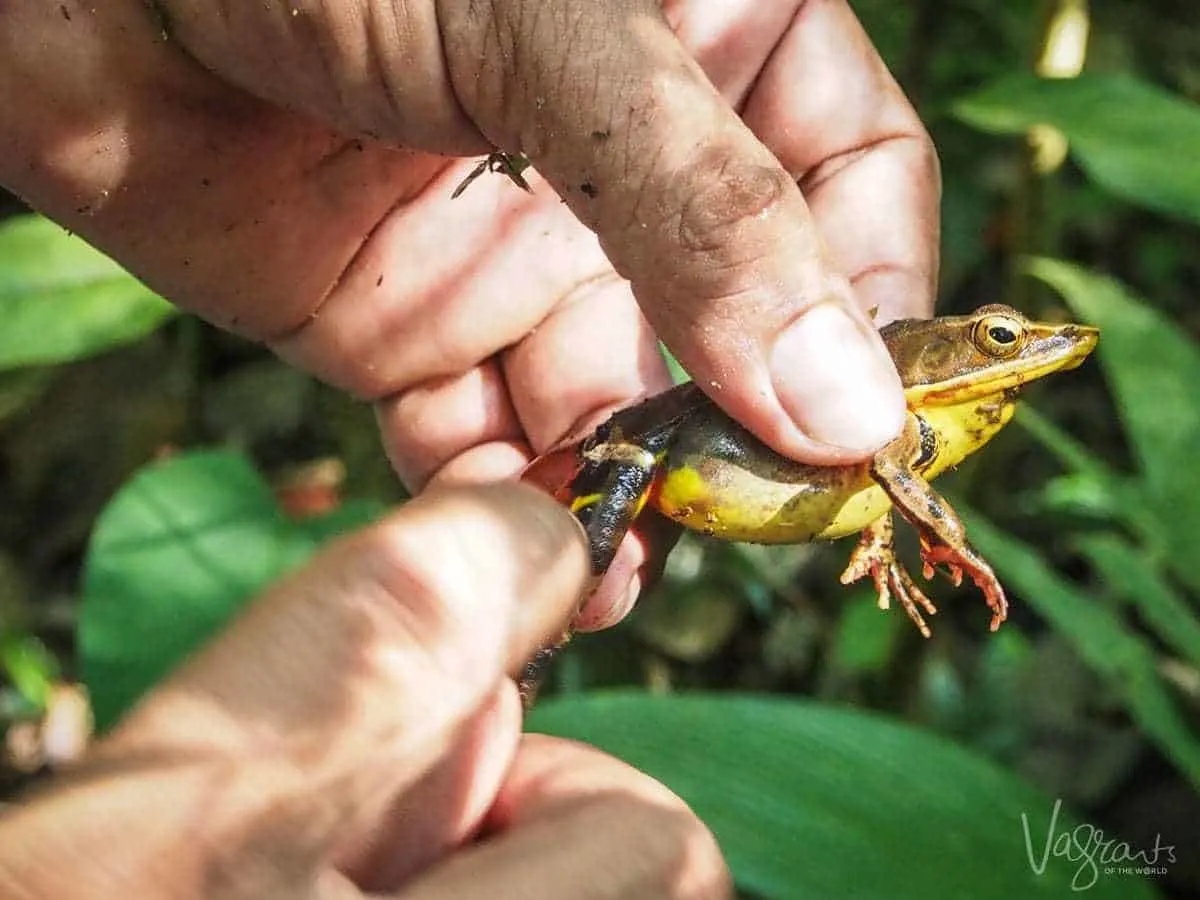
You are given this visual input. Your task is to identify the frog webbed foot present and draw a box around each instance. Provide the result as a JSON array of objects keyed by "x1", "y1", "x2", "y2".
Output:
[
  {"x1": 917, "y1": 534, "x2": 1008, "y2": 632},
  {"x1": 840, "y1": 514, "x2": 939, "y2": 638}
]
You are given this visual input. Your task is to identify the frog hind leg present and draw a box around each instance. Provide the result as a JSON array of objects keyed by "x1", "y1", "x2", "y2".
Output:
[
  {"x1": 517, "y1": 450, "x2": 659, "y2": 704},
  {"x1": 840, "y1": 513, "x2": 939, "y2": 638},
  {"x1": 869, "y1": 417, "x2": 1009, "y2": 632},
  {"x1": 570, "y1": 454, "x2": 659, "y2": 576}
]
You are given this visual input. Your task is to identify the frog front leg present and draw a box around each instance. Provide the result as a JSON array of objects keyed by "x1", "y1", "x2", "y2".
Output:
[{"x1": 875, "y1": 414, "x2": 1008, "y2": 631}]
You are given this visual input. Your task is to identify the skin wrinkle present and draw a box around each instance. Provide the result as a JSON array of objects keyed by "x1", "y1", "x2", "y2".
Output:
[
  {"x1": 272, "y1": 176, "x2": 529, "y2": 397},
  {"x1": 379, "y1": 364, "x2": 526, "y2": 490},
  {"x1": 405, "y1": 228, "x2": 536, "y2": 387},
  {"x1": 729, "y1": 0, "x2": 807, "y2": 115},
  {"x1": 674, "y1": 159, "x2": 788, "y2": 256},
  {"x1": 262, "y1": 190, "x2": 406, "y2": 347},
  {"x1": 614, "y1": 121, "x2": 661, "y2": 242},
  {"x1": 508, "y1": 4, "x2": 560, "y2": 155},
  {"x1": 363, "y1": 5, "x2": 399, "y2": 135},
  {"x1": 308, "y1": 6, "x2": 357, "y2": 126},
  {"x1": 851, "y1": 261, "x2": 920, "y2": 290},
  {"x1": 803, "y1": 133, "x2": 940, "y2": 312},
  {"x1": 505, "y1": 277, "x2": 649, "y2": 445},
  {"x1": 422, "y1": 439, "x2": 527, "y2": 491},
  {"x1": 482, "y1": 2, "x2": 514, "y2": 140},
  {"x1": 798, "y1": 130, "x2": 925, "y2": 195},
  {"x1": 544, "y1": 22, "x2": 584, "y2": 162}
]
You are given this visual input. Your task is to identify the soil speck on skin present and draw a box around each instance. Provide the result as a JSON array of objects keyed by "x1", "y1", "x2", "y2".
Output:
[
  {"x1": 590, "y1": 130, "x2": 610, "y2": 141},
  {"x1": 580, "y1": 181, "x2": 598, "y2": 198},
  {"x1": 60, "y1": 5, "x2": 71, "y2": 21},
  {"x1": 376, "y1": 274, "x2": 383, "y2": 287}
]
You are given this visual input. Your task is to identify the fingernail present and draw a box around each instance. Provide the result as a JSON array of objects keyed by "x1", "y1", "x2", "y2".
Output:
[
  {"x1": 573, "y1": 574, "x2": 641, "y2": 632},
  {"x1": 770, "y1": 303, "x2": 905, "y2": 452}
]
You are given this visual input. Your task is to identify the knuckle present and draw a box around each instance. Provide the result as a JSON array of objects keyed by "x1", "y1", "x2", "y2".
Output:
[
  {"x1": 364, "y1": 514, "x2": 467, "y2": 623},
  {"x1": 436, "y1": 0, "x2": 526, "y2": 137},
  {"x1": 355, "y1": 509, "x2": 507, "y2": 685},
  {"x1": 669, "y1": 147, "x2": 793, "y2": 267}
]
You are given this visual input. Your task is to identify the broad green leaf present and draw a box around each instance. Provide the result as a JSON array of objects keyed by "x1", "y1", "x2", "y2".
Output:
[
  {"x1": 529, "y1": 693, "x2": 1160, "y2": 899},
  {"x1": 953, "y1": 73, "x2": 1200, "y2": 224},
  {"x1": 0, "y1": 215, "x2": 175, "y2": 371},
  {"x1": 963, "y1": 508, "x2": 1200, "y2": 789},
  {"x1": 80, "y1": 450, "x2": 383, "y2": 730},
  {"x1": 1026, "y1": 258, "x2": 1200, "y2": 589},
  {"x1": 1077, "y1": 534, "x2": 1200, "y2": 669}
]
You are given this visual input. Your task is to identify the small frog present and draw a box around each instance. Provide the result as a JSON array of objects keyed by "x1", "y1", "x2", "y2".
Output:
[{"x1": 525, "y1": 305, "x2": 1098, "y2": 636}]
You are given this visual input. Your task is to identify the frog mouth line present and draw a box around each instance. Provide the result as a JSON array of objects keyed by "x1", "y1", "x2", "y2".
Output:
[{"x1": 907, "y1": 327, "x2": 1099, "y2": 406}]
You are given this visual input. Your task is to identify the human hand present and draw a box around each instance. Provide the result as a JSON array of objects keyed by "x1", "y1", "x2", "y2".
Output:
[
  {"x1": 1, "y1": 0, "x2": 938, "y2": 620},
  {"x1": 0, "y1": 485, "x2": 731, "y2": 899}
]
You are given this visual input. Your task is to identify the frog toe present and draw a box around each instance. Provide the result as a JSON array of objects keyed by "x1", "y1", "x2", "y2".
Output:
[
  {"x1": 919, "y1": 540, "x2": 1008, "y2": 631},
  {"x1": 841, "y1": 516, "x2": 938, "y2": 637}
]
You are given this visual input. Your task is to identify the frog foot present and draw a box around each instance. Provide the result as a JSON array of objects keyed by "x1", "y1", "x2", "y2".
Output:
[
  {"x1": 918, "y1": 535, "x2": 1009, "y2": 632},
  {"x1": 840, "y1": 516, "x2": 938, "y2": 638}
]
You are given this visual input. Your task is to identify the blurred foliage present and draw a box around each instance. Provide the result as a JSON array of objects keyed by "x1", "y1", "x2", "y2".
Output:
[
  {"x1": 3, "y1": 0, "x2": 1200, "y2": 897},
  {"x1": 0, "y1": 216, "x2": 176, "y2": 371},
  {"x1": 80, "y1": 452, "x2": 383, "y2": 730}
]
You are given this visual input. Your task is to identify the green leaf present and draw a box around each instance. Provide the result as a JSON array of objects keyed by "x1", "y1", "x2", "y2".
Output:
[
  {"x1": 1015, "y1": 405, "x2": 1109, "y2": 481},
  {"x1": 0, "y1": 634, "x2": 59, "y2": 712},
  {"x1": 0, "y1": 215, "x2": 176, "y2": 371},
  {"x1": 962, "y1": 508, "x2": 1200, "y2": 789},
  {"x1": 1026, "y1": 258, "x2": 1200, "y2": 588},
  {"x1": 1017, "y1": 406, "x2": 1167, "y2": 548},
  {"x1": 79, "y1": 450, "x2": 382, "y2": 731},
  {"x1": 1076, "y1": 534, "x2": 1200, "y2": 669},
  {"x1": 529, "y1": 693, "x2": 1159, "y2": 899},
  {"x1": 953, "y1": 73, "x2": 1200, "y2": 224}
]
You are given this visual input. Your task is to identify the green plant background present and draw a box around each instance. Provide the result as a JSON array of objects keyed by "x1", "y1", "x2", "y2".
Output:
[{"x1": 2, "y1": 2, "x2": 1198, "y2": 898}]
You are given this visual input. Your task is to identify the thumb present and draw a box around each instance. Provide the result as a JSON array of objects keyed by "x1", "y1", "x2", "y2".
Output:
[{"x1": 439, "y1": 1, "x2": 906, "y2": 462}]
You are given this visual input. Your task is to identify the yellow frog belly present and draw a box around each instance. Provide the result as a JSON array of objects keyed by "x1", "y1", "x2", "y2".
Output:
[{"x1": 652, "y1": 451, "x2": 893, "y2": 543}]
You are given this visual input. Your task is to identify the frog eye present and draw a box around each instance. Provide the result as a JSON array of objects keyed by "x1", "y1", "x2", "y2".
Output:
[{"x1": 973, "y1": 314, "x2": 1024, "y2": 357}]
